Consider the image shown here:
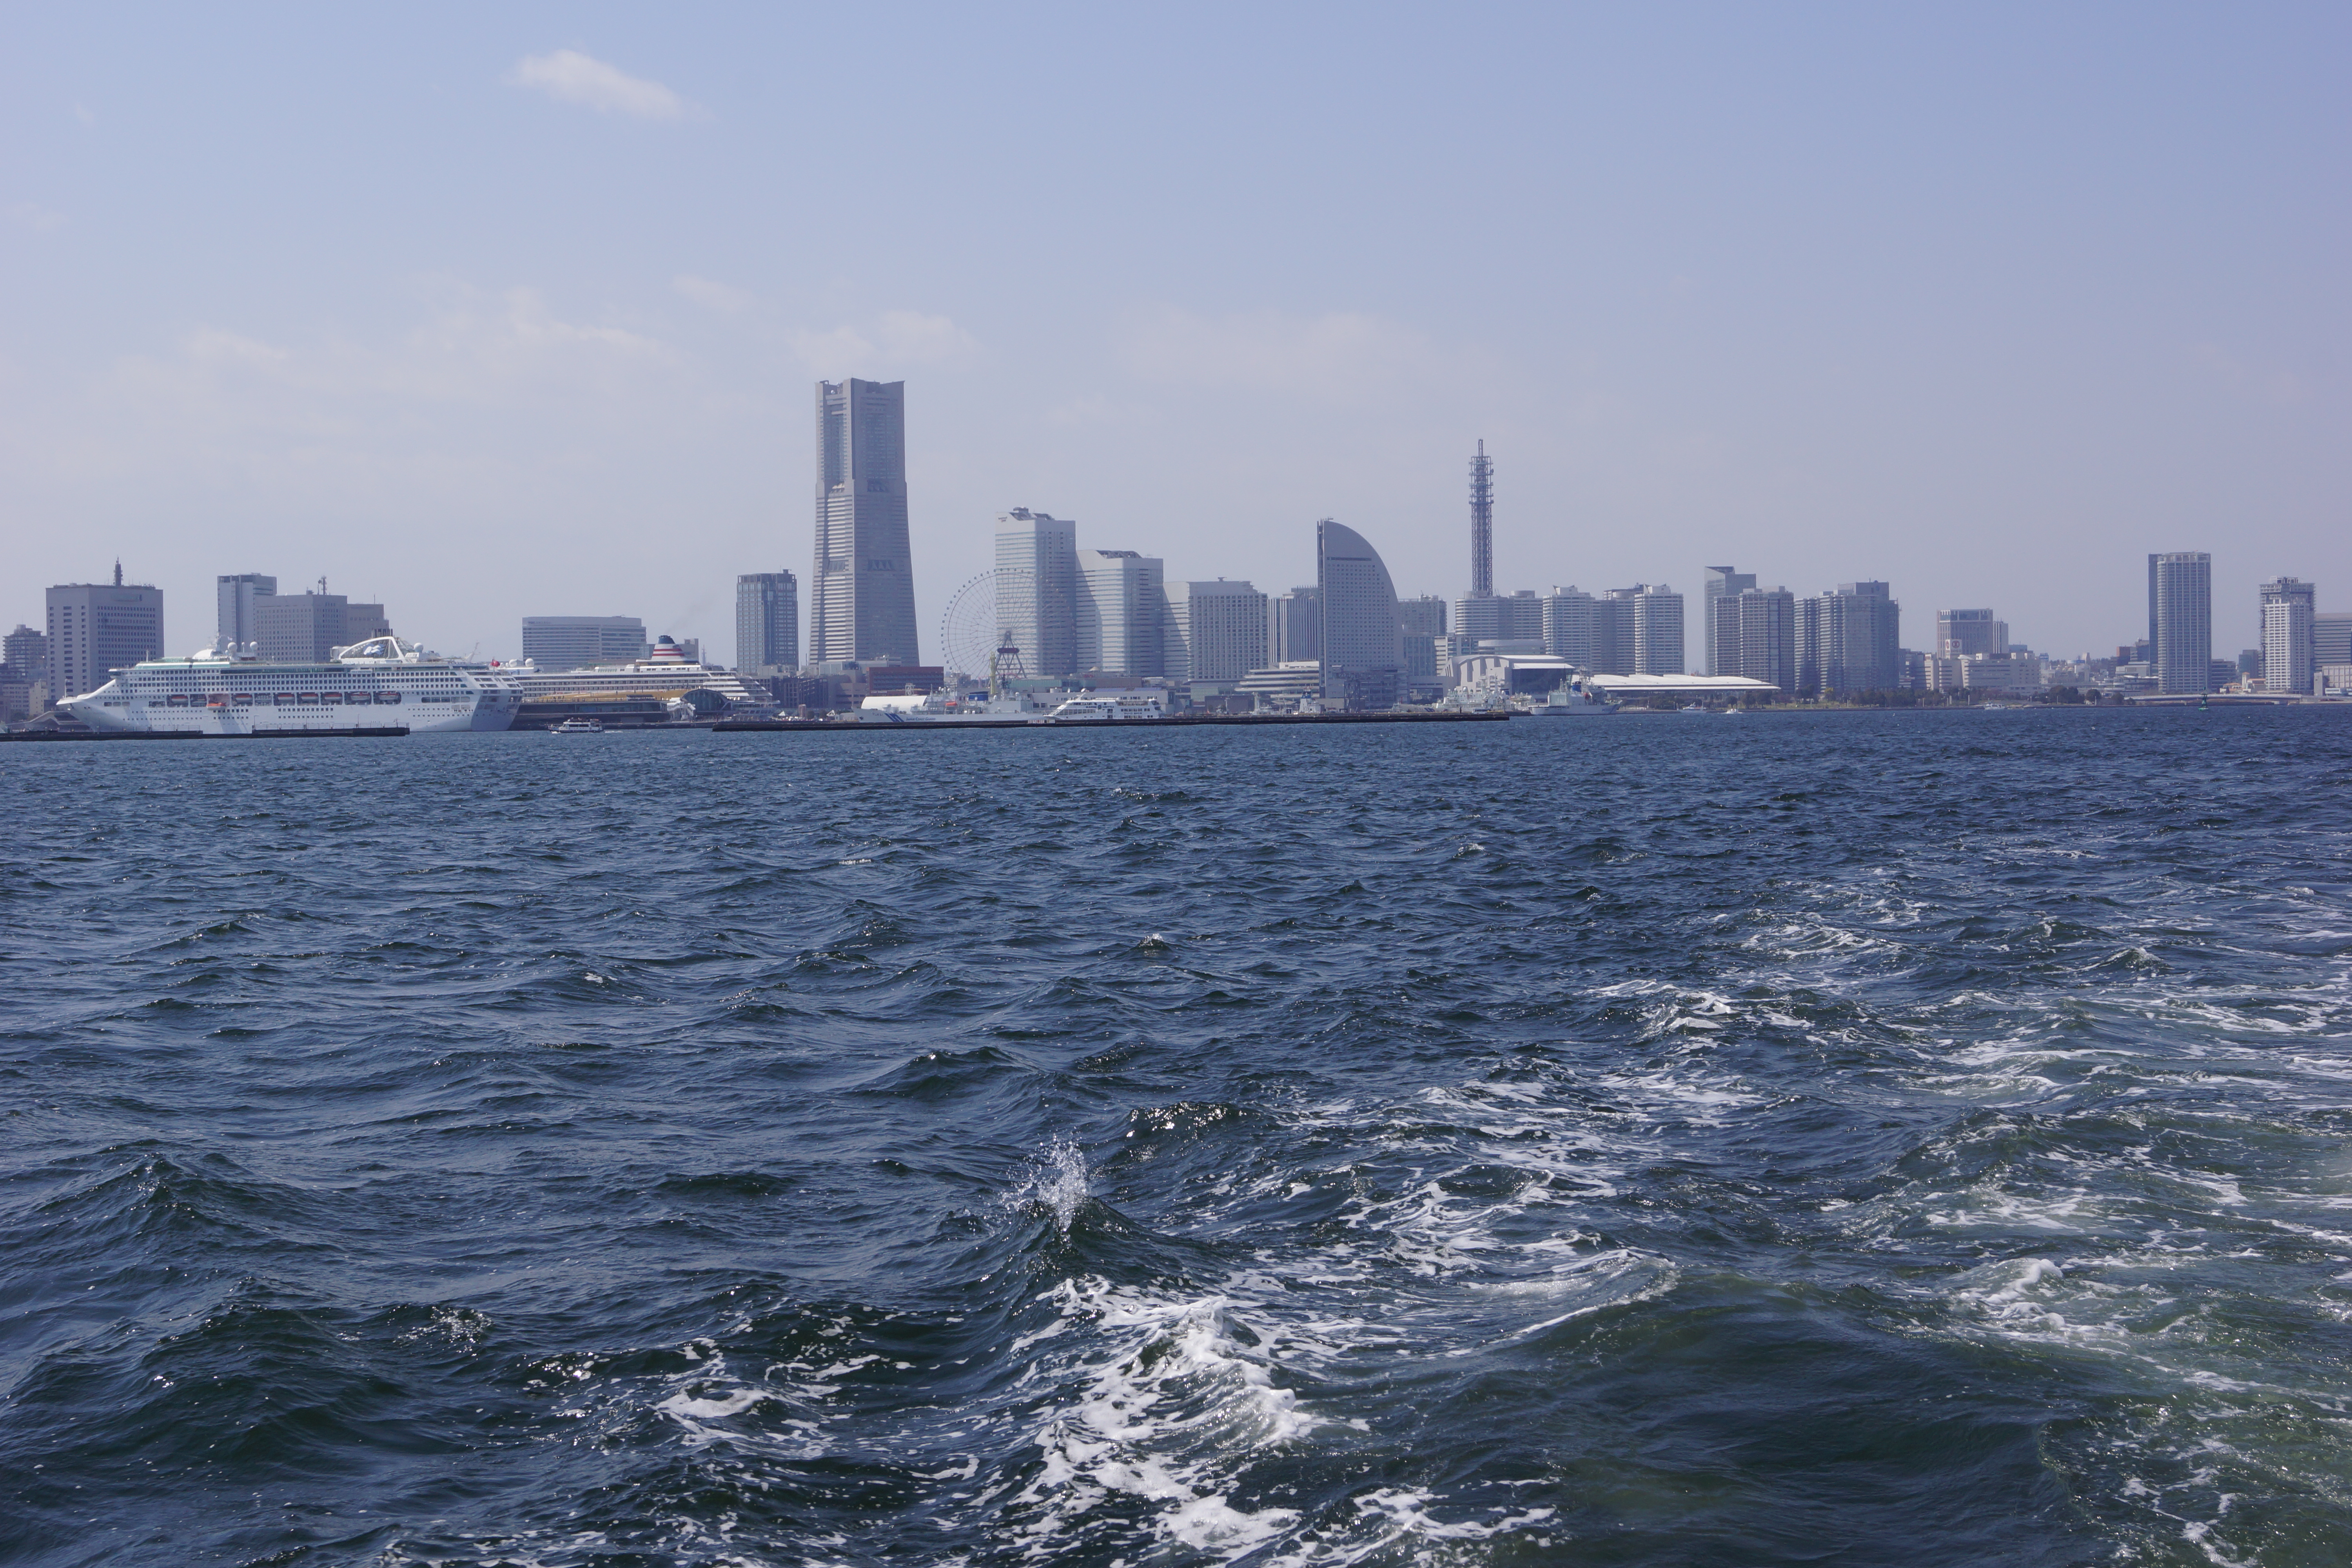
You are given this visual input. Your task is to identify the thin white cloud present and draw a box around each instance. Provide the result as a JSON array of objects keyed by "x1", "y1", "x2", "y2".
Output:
[
  {"x1": 5, "y1": 201, "x2": 67, "y2": 232},
  {"x1": 673, "y1": 274, "x2": 755, "y2": 312},
  {"x1": 509, "y1": 50, "x2": 693, "y2": 120},
  {"x1": 792, "y1": 310, "x2": 978, "y2": 375}
]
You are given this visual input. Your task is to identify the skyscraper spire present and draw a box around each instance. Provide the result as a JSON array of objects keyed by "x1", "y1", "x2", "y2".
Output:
[{"x1": 1468, "y1": 441, "x2": 1494, "y2": 598}]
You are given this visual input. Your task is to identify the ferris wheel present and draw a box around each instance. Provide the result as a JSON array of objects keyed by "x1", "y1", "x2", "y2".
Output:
[{"x1": 938, "y1": 567, "x2": 1034, "y2": 685}]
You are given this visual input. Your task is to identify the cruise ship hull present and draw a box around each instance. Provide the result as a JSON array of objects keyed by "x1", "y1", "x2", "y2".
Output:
[{"x1": 65, "y1": 645, "x2": 522, "y2": 735}]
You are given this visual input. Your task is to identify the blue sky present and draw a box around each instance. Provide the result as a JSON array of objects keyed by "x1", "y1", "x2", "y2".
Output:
[{"x1": 3, "y1": 3, "x2": 2343, "y2": 664}]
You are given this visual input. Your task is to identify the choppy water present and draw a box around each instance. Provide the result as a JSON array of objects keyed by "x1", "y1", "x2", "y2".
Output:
[{"x1": 4, "y1": 710, "x2": 2350, "y2": 1568}]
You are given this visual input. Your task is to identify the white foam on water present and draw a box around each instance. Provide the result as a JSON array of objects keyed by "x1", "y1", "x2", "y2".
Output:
[
  {"x1": 1005, "y1": 1277, "x2": 1311, "y2": 1561},
  {"x1": 1007, "y1": 1137, "x2": 1091, "y2": 1238}
]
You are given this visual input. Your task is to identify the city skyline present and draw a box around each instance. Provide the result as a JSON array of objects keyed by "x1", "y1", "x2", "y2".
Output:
[{"x1": 3, "y1": 9, "x2": 2343, "y2": 667}]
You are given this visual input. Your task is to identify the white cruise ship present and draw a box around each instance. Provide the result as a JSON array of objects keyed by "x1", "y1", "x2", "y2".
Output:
[{"x1": 64, "y1": 636, "x2": 523, "y2": 735}]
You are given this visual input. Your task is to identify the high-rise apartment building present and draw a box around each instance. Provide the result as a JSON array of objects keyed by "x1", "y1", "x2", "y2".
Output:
[
  {"x1": 2151, "y1": 552, "x2": 2212, "y2": 695},
  {"x1": 258, "y1": 593, "x2": 387, "y2": 664},
  {"x1": 1269, "y1": 587, "x2": 1320, "y2": 665},
  {"x1": 1593, "y1": 587, "x2": 1642, "y2": 675},
  {"x1": 1632, "y1": 585, "x2": 1686, "y2": 675},
  {"x1": 47, "y1": 566, "x2": 165, "y2": 701},
  {"x1": 1168, "y1": 579, "x2": 1269, "y2": 684},
  {"x1": 521, "y1": 615, "x2": 648, "y2": 670},
  {"x1": 1936, "y1": 608, "x2": 2008, "y2": 658},
  {"x1": 736, "y1": 572, "x2": 800, "y2": 675},
  {"x1": 995, "y1": 509, "x2": 1080, "y2": 678},
  {"x1": 1711, "y1": 586, "x2": 1795, "y2": 693},
  {"x1": 2260, "y1": 576, "x2": 2316, "y2": 696},
  {"x1": 1799, "y1": 582, "x2": 1901, "y2": 696},
  {"x1": 1701, "y1": 566, "x2": 1755, "y2": 675},
  {"x1": 216, "y1": 573, "x2": 277, "y2": 650},
  {"x1": 1318, "y1": 519, "x2": 1403, "y2": 708},
  {"x1": 1542, "y1": 588, "x2": 1599, "y2": 668},
  {"x1": 811, "y1": 379, "x2": 918, "y2": 666}
]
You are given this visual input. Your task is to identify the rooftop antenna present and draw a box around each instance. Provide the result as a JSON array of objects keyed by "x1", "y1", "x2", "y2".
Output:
[
  {"x1": 113, "y1": 559, "x2": 123, "y2": 586},
  {"x1": 316, "y1": 575, "x2": 329, "y2": 595},
  {"x1": 1469, "y1": 440, "x2": 1494, "y2": 598}
]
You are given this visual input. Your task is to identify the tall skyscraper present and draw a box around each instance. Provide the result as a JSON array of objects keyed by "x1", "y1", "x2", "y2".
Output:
[
  {"x1": 2259, "y1": 576, "x2": 2316, "y2": 695},
  {"x1": 47, "y1": 564, "x2": 164, "y2": 701},
  {"x1": 1468, "y1": 441, "x2": 1494, "y2": 599},
  {"x1": 1702, "y1": 567, "x2": 1755, "y2": 675},
  {"x1": 2151, "y1": 552, "x2": 2212, "y2": 694},
  {"x1": 736, "y1": 572, "x2": 800, "y2": 675},
  {"x1": 995, "y1": 509, "x2": 1080, "y2": 678},
  {"x1": 811, "y1": 379, "x2": 919, "y2": 666},
  {"x1": 521, "y1": 615, "x2": 648, "y2": 670},
  {"x1": 1076, "y1": 548, "x2": 1167, "y2": 676},
  {"x1": 1269, "y1": 587, "x2": 1321, "y2": 665},
  {"x1": 1168, "y1": 580, "x2": 1269, "y2": 684},
  {"x1": 216, "y1": 573, "x2": 277, "y2": 650},
  {"x1": 1318, "y1": 519, "x2": 1403, "y2": 708}
]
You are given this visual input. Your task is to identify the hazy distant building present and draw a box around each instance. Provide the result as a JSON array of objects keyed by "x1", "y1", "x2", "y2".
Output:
[
  {"x1": 2315, "y1": 612, "x2": 2352, "y2": 672},
  {"x1": 811, "y1": 378, "x2": 919, "y2": 666},
  {"x1": 1269, "y1": 586, "x2": 1321, "y2": 666},
  {"x1": 1454, "y1": 591, "x2": 1544, "y2": 652},
  {"x1": 1800, "y1": 581, "x2": 1901, "y2": 696},
  {"x1": 258, "y1": 592, "x2": 386, "y2": 664},
  {"x1": 2259, "y1": 577, "x2": 2316, "y2": 695},
  {"x1": 1541, "y1": 588, "x2": 1599, "y2": 667},
  {"x1": 1701, "y1": 567, "x2": 1755, "y2": 675},
  {"x1": 47, "y1": 566, "x2": 164, "y2": 701},
  {"x1": 1168, "y1": 579, "x2": 1268, "y2": 684},
  {"x1": 1398, "y1": 595, "x2": 1447, "y2": 690},
  {"x1": 1318, "y1": 519, "x2": 1403, "y2": 708},
  {"x1": 521, "y1": 615, "x2": 648, "y2": 670},
  {"x1": 2, "y1": 624, "x2": 49, "y2": 719},
  {"x1": 1076, "y1": 548, "x2": 1167, "y2": 677},
  {"x1": 1936, "y1": 608, "x2": 2008, "y2": 658},
  {"x1": 216, "y1": 573, "x2": 277, "y2": 651},
  {"x1": 2151, "y1": 552, "x2": 2212, "y2": 694},
  {"x1": 996, "y1": 509, "x2": 1080, "y2": 678},
  {"x1": 6, "y1": 624, "x2": 51, "y2": 675},
  {"x1": 736, "y1": 572, "x2": 800, "y2": 675}
]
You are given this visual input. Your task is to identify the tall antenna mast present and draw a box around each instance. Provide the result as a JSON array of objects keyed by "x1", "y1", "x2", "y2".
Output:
[{"x1": 1468, "y1": 439, "x2": 1494, "y2": 597}]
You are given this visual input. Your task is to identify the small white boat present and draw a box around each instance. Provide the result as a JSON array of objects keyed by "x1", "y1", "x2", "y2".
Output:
[
  {"x1": 550, "y1": 717, "x2": 604, "y2": 734},
  {"x1": 1679, "y1": 703, "x2": 1709, "y2": 713}
]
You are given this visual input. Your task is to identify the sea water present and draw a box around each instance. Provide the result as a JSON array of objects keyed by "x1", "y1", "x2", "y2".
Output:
[{"x1": 3, "y1": 708, "x2": 2348, "y2": 1566}]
